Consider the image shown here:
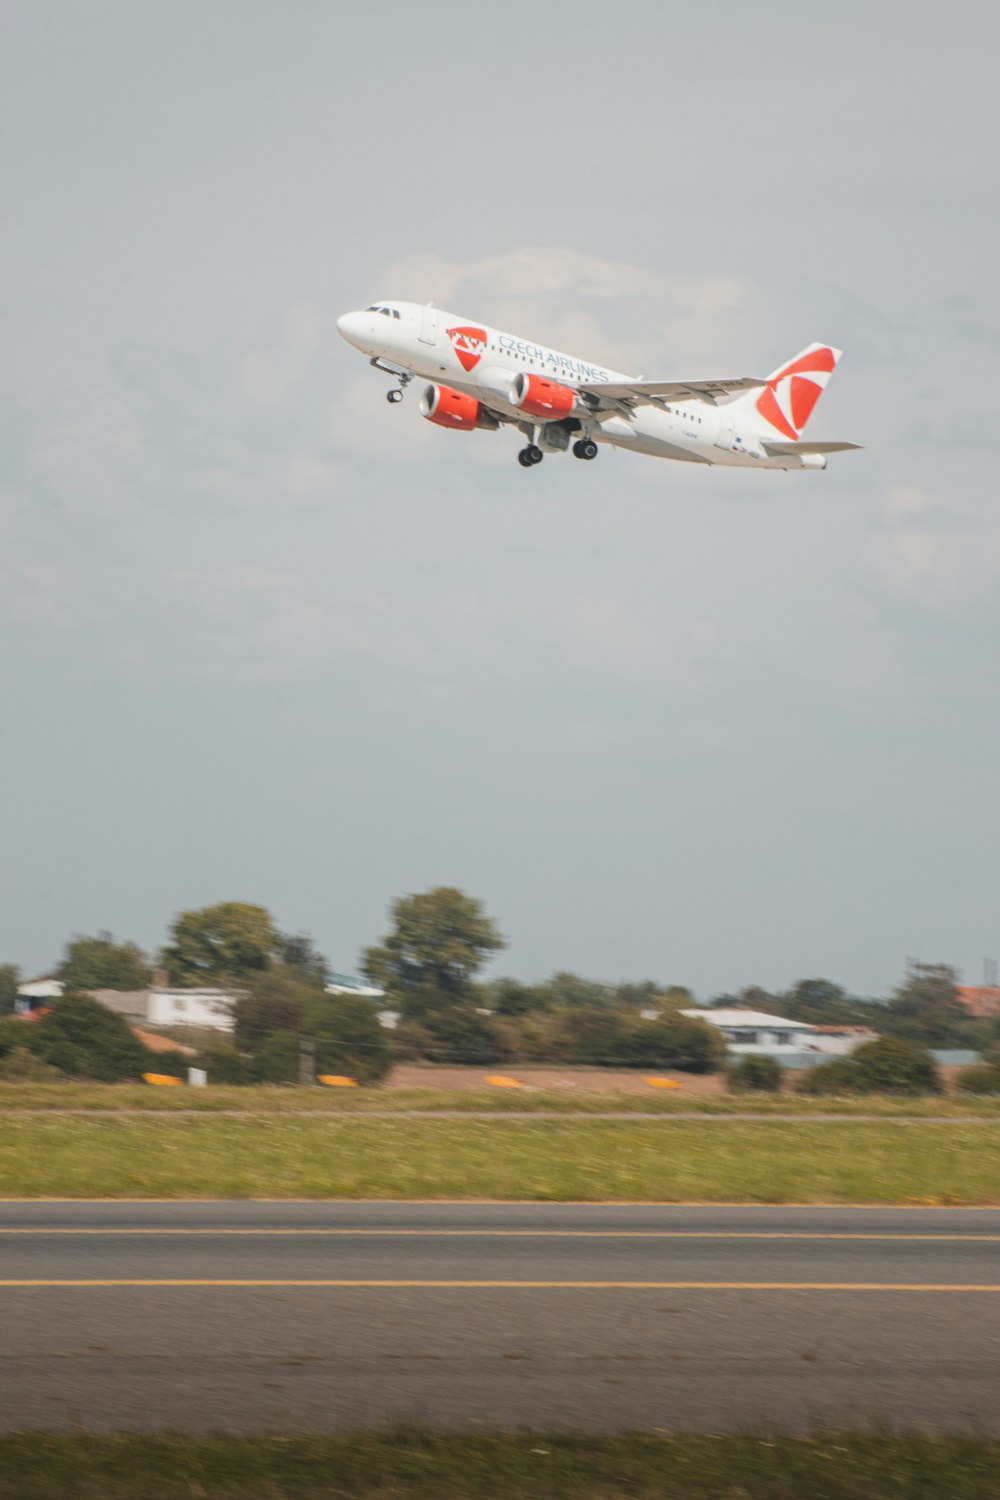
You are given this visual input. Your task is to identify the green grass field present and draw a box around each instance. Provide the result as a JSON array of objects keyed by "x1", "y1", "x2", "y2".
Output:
[
  {"x1": 0, "y1": 1083, "x2": 998, "y2": 1115},
  {"x1": 0, "y1": 1430, "x2": 997, "y2": 1499},
  {"x1": 1, "y1": 1114, "x2": 997, "y2": 1201}
]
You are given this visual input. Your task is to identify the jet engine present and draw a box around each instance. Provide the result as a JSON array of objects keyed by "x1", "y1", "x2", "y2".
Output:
[
  {"x1": 419, "y1": 384, "x2": 498, "y2": 431},
  {"x1": 508, "y1": 373, "x2": 580, "y2": 420}
]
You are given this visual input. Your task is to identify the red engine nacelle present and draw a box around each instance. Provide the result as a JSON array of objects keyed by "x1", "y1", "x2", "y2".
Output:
[
  {"x1": 419, "y1": 383, "x2": 496, "y2": 431},
  {"x1": 509, "y1": 372, "x2": 578, "y2": 420}
]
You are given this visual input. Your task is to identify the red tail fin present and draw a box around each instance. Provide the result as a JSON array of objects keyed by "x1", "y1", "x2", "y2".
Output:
[{"x1": 754, "y1": 343, "x2": 842, "y2": 441}]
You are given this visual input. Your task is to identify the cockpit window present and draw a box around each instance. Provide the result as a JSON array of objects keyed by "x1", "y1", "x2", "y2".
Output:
[{"x1": 366, "y1": 304, "x2": 400, "y2": 318}]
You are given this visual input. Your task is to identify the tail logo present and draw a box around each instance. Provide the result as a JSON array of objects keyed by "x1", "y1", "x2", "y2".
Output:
[
  {"x1": 756, "y1": 346, "x2": 837, "y2": 441},
  {"x1": 447, "y1": 326, "x2": 488, "y2": 373}
]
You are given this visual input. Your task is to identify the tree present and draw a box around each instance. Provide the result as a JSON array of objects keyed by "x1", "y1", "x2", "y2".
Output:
[
  {"x1": 882, "y1": 963, "x2": 969, "y2": 1047},
  {"x1": 232, "y1": 969, "x2": 313, "y2": 1051},
  {"x1": 162, "y1": 902, "x2": 280, "y2": 987},
  {"x1": 306, "y1": 993, "x2": 394, "y2": 1083},
  {"x1": 362, "y1": 887, "x2": 505, "y2": 1017},
  {"x1": 803, "y1": 1037, "x2": 941, "y2": 1096},
  {"x1": 59, "y1": 933, "x2": 150, "y2": 992},
  {"x1": 0, "y1": 964, "x2": 19, "y2": 1017},
  {"x1": 536, "y1": 972, "x2": 611, "y2": 1009},
  {"x1": 27, "y1": 994, "x2": 147, "y2": 1081},
  {"x1": 727, "y1": 1055, "x2": 782, "y2": 1092},
  {"x1": 483, "y1": 978, "x2": 548, "y2": 1017},
  {"x1": 278, "y1": 932, "x2": 329, "y2": 991}
]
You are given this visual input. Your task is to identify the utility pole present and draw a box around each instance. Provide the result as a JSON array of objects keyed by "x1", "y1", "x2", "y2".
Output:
[{"x1": 298, "y1": 1035, "x2": 316, "y2": 1087}]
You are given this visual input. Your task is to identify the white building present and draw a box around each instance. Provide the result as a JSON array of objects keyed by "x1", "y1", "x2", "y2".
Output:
[
  {"x1": 681, "y1": 1007, "x2": 876, "y2": 1062},
  {"x1": 325, "y1": 973, "x2": 385, "y2": 1000},
  {"x1": 14, "y1": 979, "x2": 64, "y2": 1013},
  {"x1": 79, "y1": 987, "x2": 236, "y2": 1032},
  {"x1": 682, "y1": 1008, "x2": 814, "y2": 1056}
]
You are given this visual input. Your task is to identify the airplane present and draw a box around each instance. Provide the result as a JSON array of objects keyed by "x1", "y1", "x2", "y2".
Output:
[{"x1": 336, "y1": 300, "x2": 861, "y2": 472}]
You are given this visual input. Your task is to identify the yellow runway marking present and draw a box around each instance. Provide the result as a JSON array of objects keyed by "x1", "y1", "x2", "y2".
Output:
[
  {"x1": 2, "y1": 1279, "x2": 1000, "y2": 1291},
  {"x1": 1, "y1": 1228, "x2": 999, "y2": 1241}
]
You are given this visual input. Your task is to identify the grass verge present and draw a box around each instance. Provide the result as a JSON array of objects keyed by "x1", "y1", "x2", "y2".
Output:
[
  {"x1": 1, "y1": 1083, "x2": 998, "y2": 1116},
  {"x1": 0, "y1": 1429, "x2": 998, "y2": 1499},
  {"x1": 1, "y1": 1116, "x2": 997, "y2": 1201}
]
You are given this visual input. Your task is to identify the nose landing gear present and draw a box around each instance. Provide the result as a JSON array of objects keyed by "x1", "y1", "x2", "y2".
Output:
[
  {"x1": 573, "y1": 439, "x2": 598, "y2": 460},
  {"x1": 386, "y1": 388, "x2": 404, "y2": 404},
  {"x1": 518, "y1": 444, "x2": 544, "y2": 468}
]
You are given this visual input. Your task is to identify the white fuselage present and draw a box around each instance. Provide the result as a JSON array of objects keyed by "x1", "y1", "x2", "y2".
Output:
[{"x1": 336, "y1": 300, "x2": 826, "y2": 470}]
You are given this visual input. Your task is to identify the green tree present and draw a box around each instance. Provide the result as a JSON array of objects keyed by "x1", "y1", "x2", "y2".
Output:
[
  {"x1": 781, "y1": 978, "x2": 884, "y2": 1027},
  {"x1": 537, "y1": 972, "x2": 611, "y2": 1009},
  {"x1": 483, "y1": 977, "x2": 548, "y2": 1017},
  {"x1": 362, "y1": 887, "x2": 505, "y2": 1018},
  {"x1": 728, "y1": 1055, "x2": 782, "y2": 1092},
  {"x1": 882, "y1": 963, "x2": 969, "y2": 1047},
  {"x1": 0, "y1": 964, "x2": 20, "y2": 1017},
  {"x1": 232, "y1": 969, "x2": 313, "y2": 1051},
  {"x1": 803, "y1": 1037, "x2": 941, "y2": 1096},
  {"x1": 278, "y1": 932, "x2": 329, "y2": 991},
  {"x1": 306, "y1": 992, "x2": 394, "y2": 1083},
  {"x1": 59, "y1": 933, "x2": 150, "y2": 992},
  {"x1": 163, "y1": 902, "x2": 280, "y2": 987},
  {"x1": 27, "y1": 994, "x2": 147, "y2": 1081}
]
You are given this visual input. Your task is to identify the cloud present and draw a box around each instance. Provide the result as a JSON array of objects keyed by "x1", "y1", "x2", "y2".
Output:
[{"x1": 382, "y1": 247, "x2": 759, "y2": 372}]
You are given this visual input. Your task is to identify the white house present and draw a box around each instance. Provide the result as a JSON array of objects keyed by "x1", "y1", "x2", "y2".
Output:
[
  {"x1": 78, "y1": 987, "x2": 236, "y2": 1032},
  {"x1": 682, "y1": 1007, "x2": 814, "y2": 1056},
  {"x1": 14, "y1": 979, "x2": 64, "y2": 1013},
  {"x1": 325, "y1": 973, "x2": 385, "y2": 1000},
  {"x1": 681, "y1": 1007, "x2": 876, "y2": 1062}
]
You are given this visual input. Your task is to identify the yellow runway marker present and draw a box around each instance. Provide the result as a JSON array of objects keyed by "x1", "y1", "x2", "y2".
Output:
[{"x1": 2, "y1": 1280, "x2": 1000, "y2": 1291}]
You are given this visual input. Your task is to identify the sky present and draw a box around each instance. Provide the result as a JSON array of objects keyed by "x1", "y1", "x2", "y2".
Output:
[{"x1": 2, "y1": 0, "x2": 998, "y2": 999}]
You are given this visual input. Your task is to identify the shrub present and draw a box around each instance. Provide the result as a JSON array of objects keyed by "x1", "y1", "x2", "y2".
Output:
[
  {"x1": 0, "y1": 1042, "x2": 64, "y2": 1081},
  {"x1": 194, "y1": 1037, "x2": 258, "y2": 1085},
  {"x1": 307, "y1": 993, "x2": 395, "y2": 1083},
  {"x1": 957, "y1": 1063, "x2": 1000, "y2": 1095},
  {"x1": 803, "y1": 1037, "x2": 941, "y2": 1095},
  {"x1": 27, "y1": 994, "x2": 147, "y2": 1081},
  {"x1": 727, "y1": 1055, "x2": 782, "y2": 1092},
  {"x1": 253, "y1": 1031, "x2": 300, "y2": 1084}
]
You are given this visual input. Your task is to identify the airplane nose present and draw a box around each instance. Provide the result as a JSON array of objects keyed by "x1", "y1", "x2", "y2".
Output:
[{"x1": 336, "y1": 310, "x2": 367, "y2": 347}]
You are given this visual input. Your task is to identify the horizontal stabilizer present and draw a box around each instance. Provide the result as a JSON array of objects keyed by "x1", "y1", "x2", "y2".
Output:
[{"x1": 762, "y1": 440, "x2": 862, "y2": 456}]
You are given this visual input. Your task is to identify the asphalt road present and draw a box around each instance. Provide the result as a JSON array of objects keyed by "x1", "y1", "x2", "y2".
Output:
[{"x1": 2, "y1": 1202, "x2": 999, "y2": 1432}]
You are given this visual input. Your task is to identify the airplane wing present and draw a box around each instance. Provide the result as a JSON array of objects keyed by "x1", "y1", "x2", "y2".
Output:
[
  {"x1": 761, "y1": 440, "x2": 863, "y2": 455},
  {"x1": 576, "y1": 375, "x2": 768, "y2": 411}
]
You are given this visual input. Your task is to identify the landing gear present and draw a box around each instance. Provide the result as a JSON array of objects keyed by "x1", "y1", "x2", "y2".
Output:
[
  {"x1": 518, "y1": 444, "x2": 544, "y2": 467},
  {"x1": 573, "y1": 438, "x2": 598, "y2": 461},
  {"x1": 386, "y1": 387, "x2": 404, "y2": 404}
]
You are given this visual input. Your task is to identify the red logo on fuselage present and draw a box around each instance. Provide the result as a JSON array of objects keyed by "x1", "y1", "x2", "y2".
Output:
[{"x1": 447, "y1": 326, "x2": 487, "y2": 373}]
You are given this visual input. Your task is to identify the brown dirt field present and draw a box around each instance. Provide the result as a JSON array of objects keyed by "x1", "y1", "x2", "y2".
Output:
[{"x1": 382, "y1": 1064, "x2": 726, "y2": 1095}]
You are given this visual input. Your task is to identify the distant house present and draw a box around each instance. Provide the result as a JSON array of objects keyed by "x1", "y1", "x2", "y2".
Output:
[
  {"x1": 681, "y1": 1007, "x2": 875, "y2": 1064},
  {"x1": 92, "y1": 988, "x2": 235, "y2": 1032},
  {"x1": 682, "y1": 1008, "x2": 814, "y2": 1056},
  {"x1": 325, "y1": 973, "x2": 386, "y2": 1000},
  {"x1": 16, "y1": 979, "x2": 234, "y2": 1033},
  {"x1": 956, "y1": 986, "x2": 1000, "y2": 1019},
  {"x1": 14, "y1": 979, "x2": 64, "y2": 1013}
]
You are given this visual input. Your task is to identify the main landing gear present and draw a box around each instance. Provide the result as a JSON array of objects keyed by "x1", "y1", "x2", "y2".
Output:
[
  {"x1": 573, "y1": 438, "x2": 598, "y2": 461},
  {"x1": 518, "y1": 444, "x2": 544, "y2": 468}
]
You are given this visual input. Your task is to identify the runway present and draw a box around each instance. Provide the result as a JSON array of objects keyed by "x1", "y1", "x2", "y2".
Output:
[{"x1": 2, "y1": 1202, "x2": 999, "y2": 1431}]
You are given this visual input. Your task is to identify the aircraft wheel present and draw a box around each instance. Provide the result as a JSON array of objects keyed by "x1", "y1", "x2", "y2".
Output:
[
  {"x1": 525, "y1": 444, "x2": 544, "y2": 465},
  {"x1": 518, "y1": 449, "x2": 534, "y2": 468},
  {"x1": 387, "y1": 388, "x2": 404, "y2": 404},
  {"x1": 574, "y1": 439, "x2": 598, "y2": 460}
]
